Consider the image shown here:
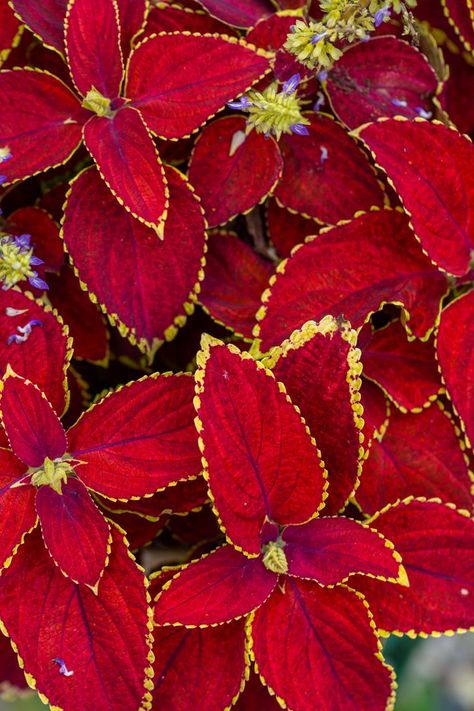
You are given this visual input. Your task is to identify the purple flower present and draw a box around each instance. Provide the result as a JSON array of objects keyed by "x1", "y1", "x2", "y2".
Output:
[
  {"x1": 28, "y1": 273, "x2": 49, "y2": 290},
  {"x1": 282, "y1": 73, "x2": 301, "y2": 95},
  {"x1": 227, "y1": 96, "x2": 252, "y2": 110},
  {"x1": 317, "y1": 70, "x2": 329, "y2": 82},
  {"x1": 415, "y1": 106, "x2": 432, "y2": 119},
  {"x1": 0, "y1": 176, "x2": 6, "y2": 186},
  {"x1": 52, "y1": 658, "x2": 74, "y2": 677},
  {"x1": 391, "y1": 98, "x2": 408, "y2": 108},
  {"x1": 290, "y1": 123, "x2": 310, "y2": 136},
  {"x1": 14, "y1": 233, "x2": 31, "y2": 250},
  {"x1": 7, "y1": 319, "x2": 43, "y2": 346},
  {"x1": 314, "y1": 91, "x2": 325, "y2": 112},
  {"x1": 311, "y1": 31, "x2": 327, "y2": 44},
  {"x1": 374, "y1": 5, "x2": 390, "y2": 27}
]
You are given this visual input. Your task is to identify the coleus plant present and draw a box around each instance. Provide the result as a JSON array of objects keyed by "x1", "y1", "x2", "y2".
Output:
[{"x1": 0, "y1": 0, "x2": 473, "y2": 709}]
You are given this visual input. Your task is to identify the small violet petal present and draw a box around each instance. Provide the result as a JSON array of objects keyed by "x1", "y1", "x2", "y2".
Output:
[
  {"x1": 290, "y1": 123, "x2": 310, "y2": 136},
  {"x1": 282, "y1": 73, "x2": 301, "y2": 95}
]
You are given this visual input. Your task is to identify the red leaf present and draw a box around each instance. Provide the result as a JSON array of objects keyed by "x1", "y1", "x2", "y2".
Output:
[
  {"x1": 196, "y1": 0, "x2": 273, "y2": 27},
  {"x1": 65, "y1": 0, "x2": 123, "y2": 99},
  {"x1": 362, "y1": 320, "x2": 442, "y2": 412},
  {"x1": 104, "y1": 510, "x2": 167, "y2": 550},
  {"x1": 62, "y1": 165, "x2": 206, "y2": 355},
  {"x1": 246, "y1": 13, "x2": 297, "y2": 51},
  {"x1": 361, "y1": 378, "x2": 390, "y2": 442},
  {"x1": 0, "y1": 289, "x2": 71, "y2": 414},
  {"x1": 0, "y1": 525, "x2": 152, "y2": 710},
  {"x1": 0, "y1": 373, "x2": 67, "y2": 468},
  {"x1": 0, "y1": 69, "x2": 84, "y2": 184},
  {"x1": 0, "y1": 0, "x2": 21, "y2": 67},
  {"x1": 95, "y1": 476, "x2": 208, "y2": 520},
  {"x1": 283, "y1": 516, "x2": 405, "y2": 585},
  {"x1": 48, "y1": 266, "x2": 109, "y2": 364},
  {"x1": 265, "y1": 318, "x2": 363, "y2": 514},
  {"x1": 0, "y1": 631, "x2": 28, "y2": 694},
  {"x1": 234, "y1": 672, "x2": 281, "y2": 710},
  {"x1": 357, "y1": 119, "x2": 474, "y2": 276},
  {"x1": 443, "y1": 0, "x2": 474, "y2": 52},
  {"x1": 266, "y1": 198, "x2": 317, "y2": 258},
  {"x1": 326, "y1": 37, "x2": 438, "y2": 129},
  {"x1": 274, "y1": 113, "x2": 385, "y2": 223},
  {"x1": 152, "y1": 569, "x2": 246, "y2": 710},
  {"x1": 195, "y1": 341, "x2": 327, "y2": 555},
  {"x1": 154, "y1": 545, "x2": 277, "y2": 626},
  {"x1": 251, "y1": 580, "x2": 394, "y2": 711},
  {"x1": 10, "y1": 0, "x2": 66, "y2": 53},
  {"x1": 68, "y1": 373, "x2": 201, "y2": 499},
  {"x1": 437, "y1": 291, "x2": 474, "y2": 446},
  {"x1": 125, "y1": 33, "x2": 271, "y2": 139},
  {"x1": 115, "y1": 0, "x2": 147, "y2": 57},
  {"x1": 199, "y1": 231, "x2": 273, "y2": 338},
  {"x1": 145, "y1": 4, "x2": 234, "y2": 34},
  {"x1": 356, "y1": 404, "x2": 474, "y2": 515},
  {"x1": 188, "y1": 116, "x2": 282, "y2": 227},
  {"x1": 0, "y1": 448, "x2": 35, "y2": 570},
  {"x1": 83, "y1": 107, "x2": 168, "y2": 230},
  {"x1": 353, "y1": 499, "x2": 474, "y2": 635},
  {"x1": 255, "y1": 209, "x2": 448, "y2": 351},
  {"x1": 6, "y1": 207, "x2": 65, "y2": 273},
  {"x1": 36, "y1": 478, "x2": 110, "y2": 587}
]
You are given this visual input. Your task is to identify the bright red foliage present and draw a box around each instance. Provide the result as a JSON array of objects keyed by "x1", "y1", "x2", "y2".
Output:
[{"x1": 0, "y1": 1, "x2": 474, "y2": 709}]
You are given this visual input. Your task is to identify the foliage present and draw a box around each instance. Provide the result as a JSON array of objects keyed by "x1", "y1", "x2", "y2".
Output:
[{"x1": 0, "y1": 0, "x2": 473, "y2": 709}]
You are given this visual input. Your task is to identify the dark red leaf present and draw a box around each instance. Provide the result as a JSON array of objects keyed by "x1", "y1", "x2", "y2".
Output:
[
  {"x1": 246, "y1": 13, "x2": 297, "y2": 51},
  {"x1": 188, "y1": 116, "x2": 282, "y2": 227},
  {"x1": 10, "y1": 0, "x2": 66, "y2": 53},
  {"x1": 152, "y1": 569, "x2": 246, "y2": 709},
  {"x1": 0, "y1": 0, "x2": 21, "y2": 67},
  {"x1": 282, "y1": 516, "x2": 405, "y2": 585},
  {"x1": 0, "y1": 448, "x2": 35, "y2": 570},
  {"x1": 356, "y1": 404, "x2": 474, "y2": 515},
  {"x1": 251, "y1": 580, "x2": 394, "y2": 711},
  {"x1": 357, "y1": 119, "x2": 474, "y2": 276},
  {"x1": 65, "y1": 0, "x2": 123, "y2": 99},
  {"x1": 326, "y1": 37, "x2": 438, "y2": 129},
  {"x1": 437, "y1": 290, "x2": 474, "y2": 446},
  {"x1": 362, "y1": 320, "x2": 442, "y2": 412},
  {"x1": 0, "y1": 373, "x2": 67, "y2": 468},
  {"x1": 62, "y1": 165, "x2": 206, "y2": 355},
  {"x1": 255, "y1": 209, "x2": 448, "y2": 351},
  {"x1": 48, "y1": 266, "x2": 109, "y2": 364},
  {"x1": 0, "y1": 69, "x2": 84, "y2": 184},
  {"x1": 199, "y1": 231, "x2": 273, "y2": 338},
  {"x1": 0, "y1": 631, "x2": 28, "y2": 695},
  {"x1": 115, "y1": 0, "x2": 147, "y2": 57},
  {"x1": 353, "y1": 499, "x2": 474, "y2": 635},
  {"x1": 36, "y1": 478, "x2": 110, "y2": 587},
  {"x1": 195, "y1": 340, "x2": 327, "y2": 555},
  {"x1": 264, "y1": 317, "x2": 363, "y2": 514},
  {"x1": 145, "y1": 4, "x2": 233, "y2": 34},
  {"x1": 0, "y1": 525, "x2": 152, "y2": 710},
  {"x1": 195, "y1": 0, "x2": 273, "y2": 28},
  {"x1": 0, "y1": 289, "x2": 71, "y2": 414},
  {"x1": 154, "y1": 545, "x2": 277, "y2": 626},
  {"x1": 126, "y1": 33, "x2": 271, "y2": 138},
  {"x1": 83, "y1": 107, "x2": 168, "y2": 231},
  {"x1": 68, "y1": 373, "x2": 201, "y2": 499},
  {"x1": 443, "y1": 0, "x2": 474, "y2": 53},
  {"x1": 274, "y1": 112, "x2": 385, "y2": 223},
  {"x1": 266, "y1": 199, "x2": 317, "y2": 258},
  {"x1": 361, "y1": 378, "x2": 390, "y2": 442},
  {"x1": 234, "y1": 672, "x2": 281, "y2": 710}
]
